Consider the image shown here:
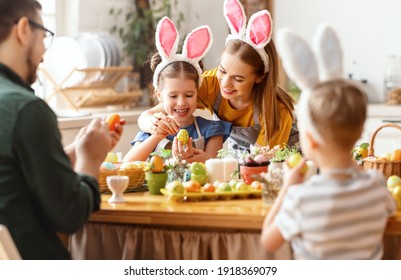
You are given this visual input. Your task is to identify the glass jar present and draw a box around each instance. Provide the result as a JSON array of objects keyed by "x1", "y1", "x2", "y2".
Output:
[
  {"x1": 384, "y1": 55, "x2": 401, "y2": 102},
  {"x1": 262, "y1": 166, "x2": 284, "y2": 206}
]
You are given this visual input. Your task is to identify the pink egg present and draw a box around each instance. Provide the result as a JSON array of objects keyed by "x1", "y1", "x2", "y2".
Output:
[{"x1": 254, "y1": 154, "x2": 268, "y2": 163}]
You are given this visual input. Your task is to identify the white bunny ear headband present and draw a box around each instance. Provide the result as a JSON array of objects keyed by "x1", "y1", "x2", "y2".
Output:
[
  {"x1": 152, "y1": 17, "x2": 213, "y2": 90},
  {"x1": 224, "y1": 0, "x2": 273, "y2": 73},
  {"x1": 276, "y1": 23, "x2": 343, "y2": 144}
]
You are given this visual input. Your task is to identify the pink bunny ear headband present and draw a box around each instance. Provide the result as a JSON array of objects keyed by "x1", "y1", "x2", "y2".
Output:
[
  {"x1": 153, "y1": 17, "x2": 213, "y2": 90},
  {"x1": 224, "y1": 0, "x2": 273, "y2": 73},
  {"x1": 276, "y1": 23, "x2": 344, "y2": 144}
]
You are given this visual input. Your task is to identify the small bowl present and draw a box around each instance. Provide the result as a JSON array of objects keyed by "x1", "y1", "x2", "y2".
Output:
[{"x1": 106, "y1": 175, "x2": 129, "y2": 203}]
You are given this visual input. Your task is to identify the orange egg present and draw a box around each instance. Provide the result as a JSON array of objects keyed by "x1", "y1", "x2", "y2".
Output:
[
  {"x1": 391, "y1": 149, "x2": 401, "y2": 161},
  {"x1": 149, "y1": 155, "x2": 164, "y2": 173},
  {"x1": 183, "y1": 180, "x2": 201, "y2": 193},
  {"x1": 105, "y1": 114, "x2": 121, "y2": 131},
  {"x1": 203, "y1": 183, "x2": 216, "y2": 193}
]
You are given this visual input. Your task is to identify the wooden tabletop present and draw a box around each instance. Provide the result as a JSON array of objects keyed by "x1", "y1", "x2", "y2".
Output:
[{"x1": 90, "y1": 192, "x2": 401, "y2": 234}]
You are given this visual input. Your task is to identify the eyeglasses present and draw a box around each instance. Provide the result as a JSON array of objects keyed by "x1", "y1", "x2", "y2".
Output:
[
  {"x1": 28, "y1": 19, "x2": 54, "y2": 50},
  {"x1": 14, "y1": 18, "x2": 54, "y2": 50}
]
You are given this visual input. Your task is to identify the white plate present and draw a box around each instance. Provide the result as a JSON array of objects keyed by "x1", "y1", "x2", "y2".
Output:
[
  {"x1": 95, "y1": 33, "x2": 112, "y2": 67},
  {"x1": 102, "y1": 33, "x2": 121, "y2": 66},
  {"x1": 41, "y1": 37, "x2": 87, "y2": 86},
  {"x1": 74, "y1": 33, "x2": 106, "y2": 68}
]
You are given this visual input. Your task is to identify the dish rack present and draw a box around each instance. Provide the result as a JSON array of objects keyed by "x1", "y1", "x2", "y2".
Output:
[{"x1": 40, "y1": 66, "x2": 142, "y2": 110}]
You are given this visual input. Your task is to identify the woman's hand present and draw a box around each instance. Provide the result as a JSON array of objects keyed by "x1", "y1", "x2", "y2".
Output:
[{"x1": 150, "y1": 112, "x2": 180, "y2": 136}]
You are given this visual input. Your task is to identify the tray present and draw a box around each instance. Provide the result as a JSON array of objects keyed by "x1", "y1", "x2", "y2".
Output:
[{"x1": 160, "y1": 188, "x2": 262, "y2": 202}]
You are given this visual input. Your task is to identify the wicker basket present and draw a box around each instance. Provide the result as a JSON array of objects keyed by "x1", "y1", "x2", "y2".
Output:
[
  {"x1": 362, "y1": 123, "x2": 401, "y2": 179},
  {"x1": 98, "y1": 163, "x2": 145, "y2": 193}
]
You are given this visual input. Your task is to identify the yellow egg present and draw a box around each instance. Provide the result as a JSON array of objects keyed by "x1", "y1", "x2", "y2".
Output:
[
  {"x1": 105, "y1": 152, "x2": 118, "y2": 163},
  {"x1": 177, "y1": 129, "x2": 189, "y2": 145},
  {"x1": 392, "y1": 185, "x2": 401, "y2": 200},
  {"x1": 387, "y1": 175, "x2": 401, "y2": 191}
]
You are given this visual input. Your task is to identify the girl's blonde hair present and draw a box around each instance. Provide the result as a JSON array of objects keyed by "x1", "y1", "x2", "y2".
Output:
[
  {"x1": 224, "y1": 39, "x2": 295, "y2": 145},
  {"x1": 309, "y1": 79, "x2": 367, "y2": 149}
]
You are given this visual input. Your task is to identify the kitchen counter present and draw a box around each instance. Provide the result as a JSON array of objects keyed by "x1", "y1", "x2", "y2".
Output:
[
  {"x1": 368, "y1": 103, "x2": 401, "y2": 119},
  {"x1": 57, "y1": 107, "x2": 149, "y2": 156},
  {"x1": 68, "y1": 192, "x2": 401, "y2": 260},
  {"x1": 57, "y1": 107, "x2": 148, "y2": 129}
]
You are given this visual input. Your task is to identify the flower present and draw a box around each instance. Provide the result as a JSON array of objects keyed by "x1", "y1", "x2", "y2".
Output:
[
  {"x1": 236, "y1": 145, "x2": 282, "y2": 166},
  {"x1": 164, "y1": 155, "x2": 191, "y2": 182}
]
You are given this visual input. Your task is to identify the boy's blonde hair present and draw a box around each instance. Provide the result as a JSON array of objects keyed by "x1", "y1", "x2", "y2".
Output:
[{"x1": 309, "y1": 79, "x2": 367, "y2": 149}]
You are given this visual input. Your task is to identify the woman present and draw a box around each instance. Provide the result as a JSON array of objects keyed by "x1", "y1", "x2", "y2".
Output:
[{"x1": 138, "y1": 0, "x2": 298, "y2": 151}]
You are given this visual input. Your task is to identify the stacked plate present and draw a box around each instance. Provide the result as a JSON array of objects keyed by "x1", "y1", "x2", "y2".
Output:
[
  {"x1": 42, "y1": 33, "x2": 121, "y2": 85},
  {"x1": 75, "y1": 33, "x2": 121, "y2": 68}
]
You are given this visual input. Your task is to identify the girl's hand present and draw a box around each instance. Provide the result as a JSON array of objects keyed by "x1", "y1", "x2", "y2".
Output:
[
  {"x1": 172, "y1": 137, "x2": 194, "y2": 160},
  {"x1": 150, "y1": 112, "x2": 180, "y2": 136}
]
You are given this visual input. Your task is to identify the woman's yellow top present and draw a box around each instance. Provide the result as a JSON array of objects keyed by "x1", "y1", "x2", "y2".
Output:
[{"x1": 197, "y1": 68, "x2": 293, "y2": 147}]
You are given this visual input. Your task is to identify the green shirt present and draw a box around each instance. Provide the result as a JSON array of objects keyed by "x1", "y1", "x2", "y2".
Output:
[{"x1": 0, "y1": 64, "x2": 100, "y2": 259}]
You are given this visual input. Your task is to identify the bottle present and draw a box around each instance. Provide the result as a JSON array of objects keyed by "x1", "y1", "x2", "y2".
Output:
[{"x1": 384, "y1": 55, "x2": 401, "y2": 102}]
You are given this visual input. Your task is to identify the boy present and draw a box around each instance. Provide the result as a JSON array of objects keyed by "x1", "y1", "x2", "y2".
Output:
[{"x1": 260, "y1": 24, "x2": 396, "y2": 259}]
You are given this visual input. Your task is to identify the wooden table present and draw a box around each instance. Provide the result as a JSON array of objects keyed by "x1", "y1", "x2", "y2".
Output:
[
  {"x1": 90, "y1": 192, "x2": 268, "y2": 231},
  {"x1": 68, "y1": 192, "x2": 401, "y2": 260}
]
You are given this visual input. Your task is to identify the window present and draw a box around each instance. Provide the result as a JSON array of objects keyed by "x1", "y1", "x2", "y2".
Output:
[
  {"x1": 41, "y1": 0, "x2": 56, "y2": 33},
  {"x1": 34, "y1": 0, "x2": 57, "y2": 101}
]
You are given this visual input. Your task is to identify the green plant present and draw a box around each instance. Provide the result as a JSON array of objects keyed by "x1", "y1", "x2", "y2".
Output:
[
  {"x1": 217, "y1": 149, "x2": 236, "y2": 159},
  {"x1": 110, "y1": 0, "x2": 184, "y2": 68},
  {"x1": 150, "y1": 148, "x2": 172, "y2": 159},
  {"x1": 270, "y1": 146, "x2": 299, "y2": 162}
]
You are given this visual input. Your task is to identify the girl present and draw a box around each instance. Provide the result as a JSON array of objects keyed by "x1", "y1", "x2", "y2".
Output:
[
  {"x1": 137, "y1": 0, "x2": 298, "y2": 151},
  {"x1": 123, "y1": 17, "x2": 231, "y2": 163}
]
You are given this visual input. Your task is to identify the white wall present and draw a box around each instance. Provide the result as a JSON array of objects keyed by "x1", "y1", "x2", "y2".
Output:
[
  {"x1": 275, "y1": 0, "x2": 401, "y2": 103},
  {"x1": 177, "y1": 0, "x2": 227, "y2": 69},
  {"x1": 61, "y1": 0, "x2": 227, "y2": 69}
]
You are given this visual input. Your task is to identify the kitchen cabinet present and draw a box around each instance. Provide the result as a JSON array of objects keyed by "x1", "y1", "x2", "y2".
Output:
[{"x1": 362, "y1": 104, "x2": 401, "y2": 156}]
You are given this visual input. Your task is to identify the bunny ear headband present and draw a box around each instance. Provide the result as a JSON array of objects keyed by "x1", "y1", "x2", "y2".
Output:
[
  {"x1": 276, "y1": 23, "x2": 343, "y2": 144},
  {"x1": 224, "y1": 0, "x2": 273, "y2": 73},
  {"x1": 153, "y1": 17, "x2": 213, "y2": 90}
]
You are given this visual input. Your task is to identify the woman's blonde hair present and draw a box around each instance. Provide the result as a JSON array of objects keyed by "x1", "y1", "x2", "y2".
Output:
[
  {"x1": 224, "y1": 39, "x2": 295, "y2": 145},
  {"x1": 309, "y1": 79, "x2": 367, "y2": 149}
]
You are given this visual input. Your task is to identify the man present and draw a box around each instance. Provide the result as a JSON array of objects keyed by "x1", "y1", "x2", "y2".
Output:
[{"x1": 0, "y1": 0, "x2": 123, "y2": 259}]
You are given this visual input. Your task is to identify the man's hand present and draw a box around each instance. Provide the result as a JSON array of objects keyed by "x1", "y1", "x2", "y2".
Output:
[{"x1": 74, "y1": 119, "x2": 114, "y2": 177}]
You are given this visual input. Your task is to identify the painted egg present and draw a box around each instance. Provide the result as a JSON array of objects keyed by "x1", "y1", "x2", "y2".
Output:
[{"x1": 101, "y1": 162, "x2": 116, "y2": 170}]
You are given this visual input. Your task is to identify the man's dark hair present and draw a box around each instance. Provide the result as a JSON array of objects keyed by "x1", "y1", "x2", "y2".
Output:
[{"x1": 0, "y1": 0, "x2": 41, "y2": 43}]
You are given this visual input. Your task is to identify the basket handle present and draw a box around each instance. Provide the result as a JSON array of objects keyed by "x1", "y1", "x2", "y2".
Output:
[{"x1": 368, "y1": 123, "x2": 401, "y2": 156}]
